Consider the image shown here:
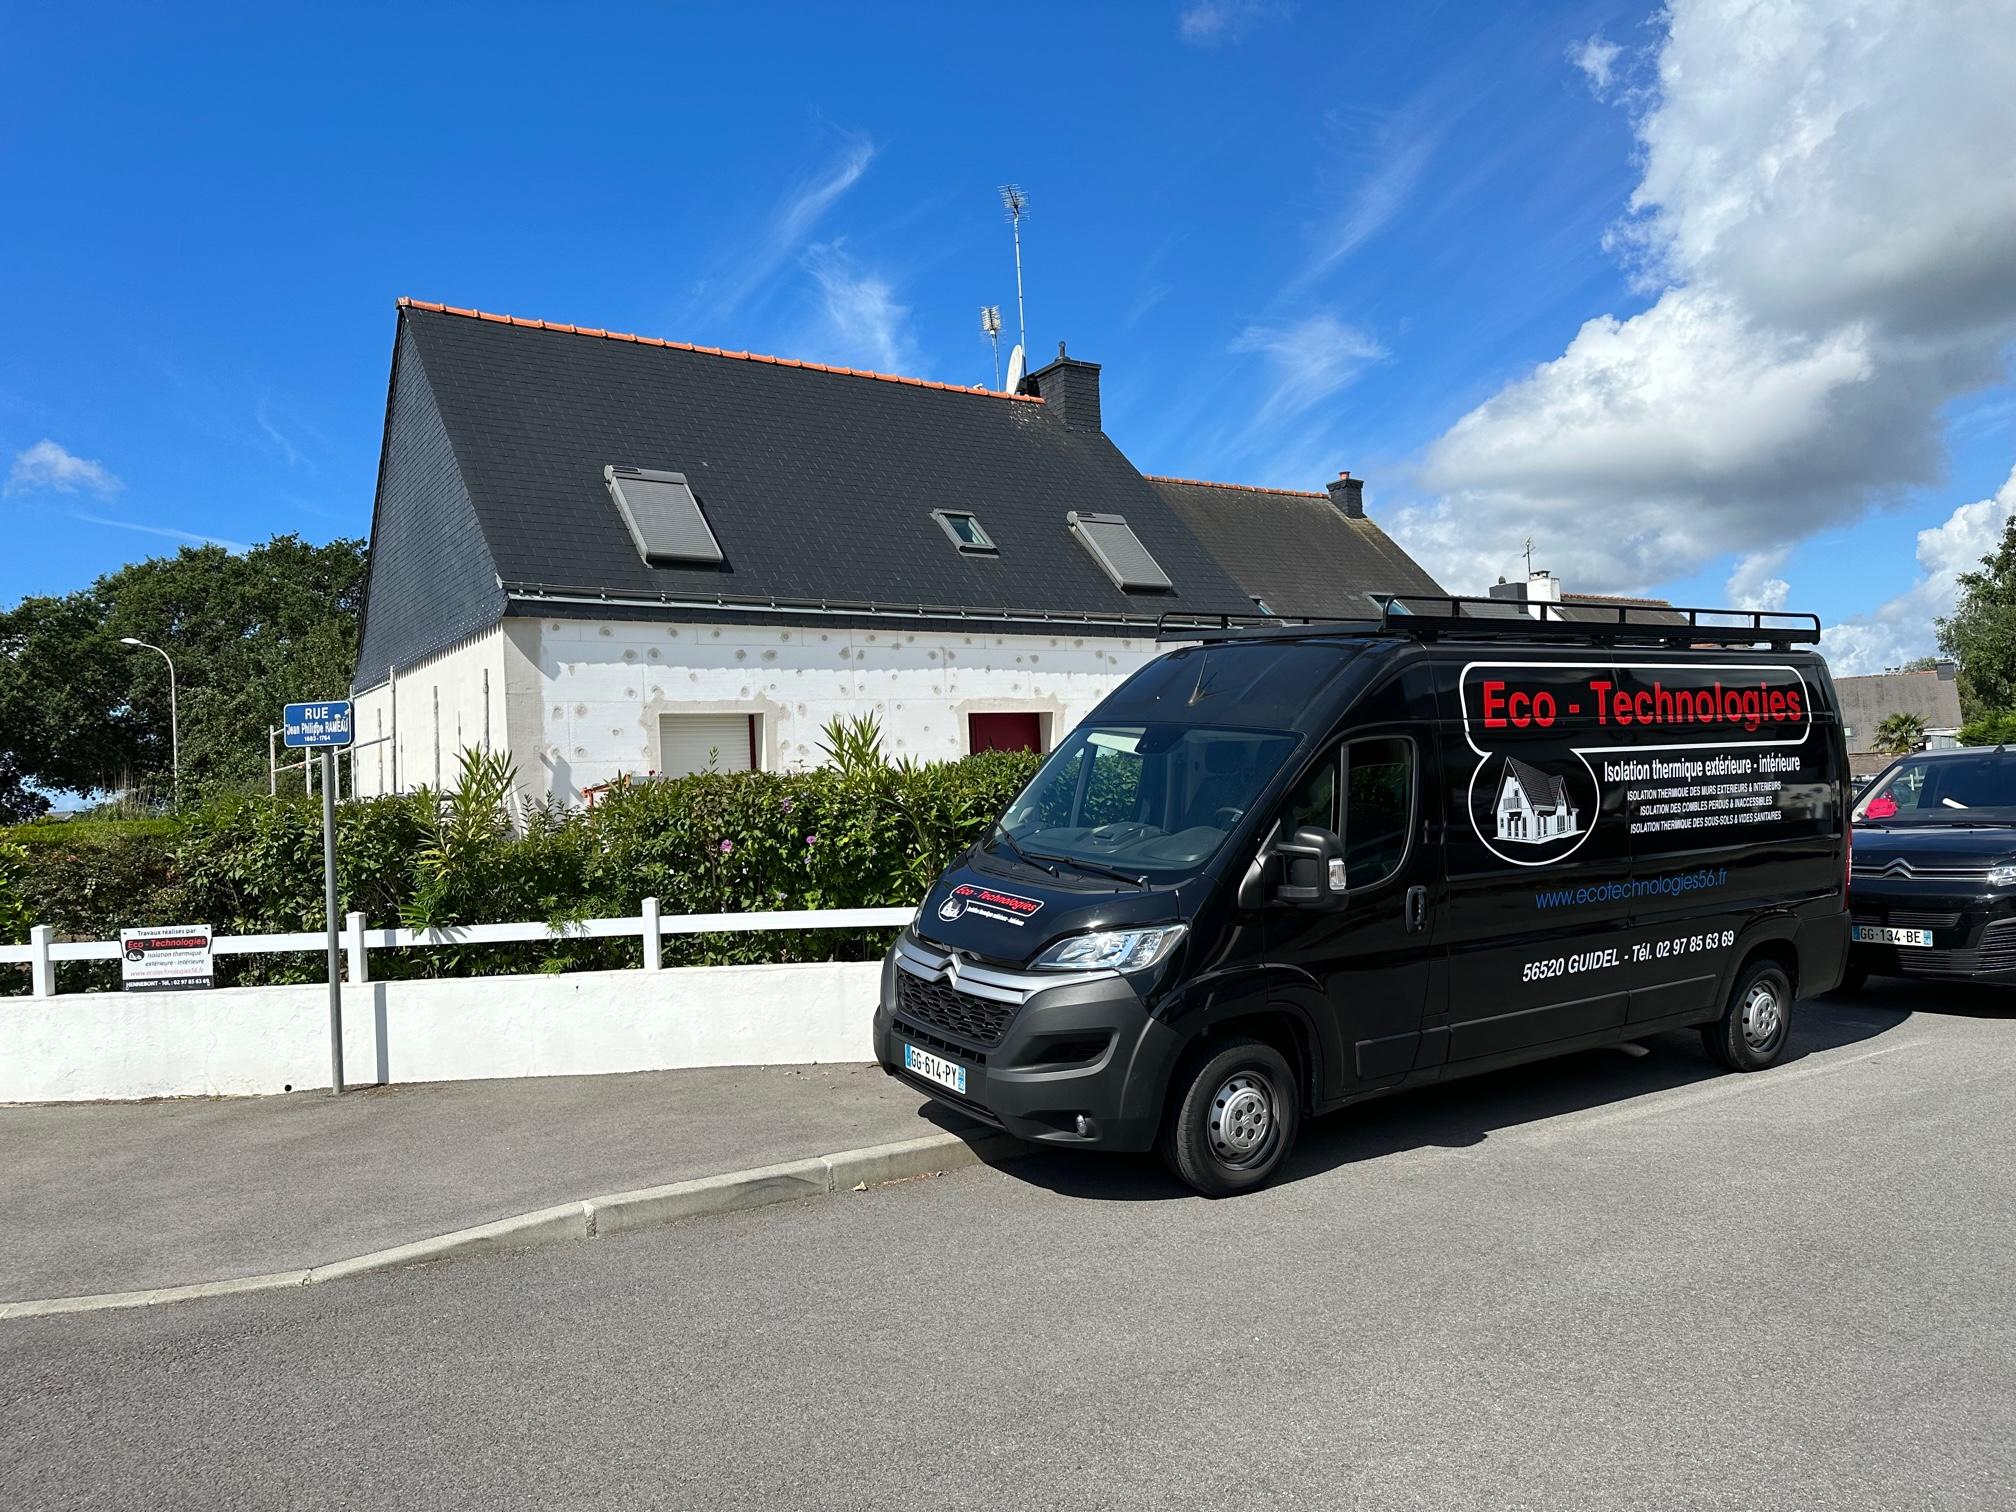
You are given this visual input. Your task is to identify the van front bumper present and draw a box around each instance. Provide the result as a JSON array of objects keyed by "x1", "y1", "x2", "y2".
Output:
[{"x1": 872, "y1": 933, "x2": 1181, "y2": 1152}]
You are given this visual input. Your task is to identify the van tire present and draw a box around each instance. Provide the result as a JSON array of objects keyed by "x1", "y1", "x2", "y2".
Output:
[
  {"x1": 1159, "y1": 1036, "x2": 1299, "y2": 1197},
  {"x1": 1701, "y1": 959, "x2": 1793, "y2": 1071}
]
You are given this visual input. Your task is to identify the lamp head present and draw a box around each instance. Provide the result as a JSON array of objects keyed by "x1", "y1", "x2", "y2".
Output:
[{"x1": 119, "y1": 637, "x2": 143, "y2": 646}]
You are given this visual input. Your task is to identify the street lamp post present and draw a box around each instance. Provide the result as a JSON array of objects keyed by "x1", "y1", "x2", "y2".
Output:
[{"x1": 118, "y1": 637, "x2": 180, "y2": 810}]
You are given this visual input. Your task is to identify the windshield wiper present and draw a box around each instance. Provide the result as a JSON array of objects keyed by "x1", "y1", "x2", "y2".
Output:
[
  {"x1": 988, "y1": 828, "x2": 1058, "y2": 877},
  {"x1": 1036, "y1": 850, "x2": 1150, "y2": 890}
]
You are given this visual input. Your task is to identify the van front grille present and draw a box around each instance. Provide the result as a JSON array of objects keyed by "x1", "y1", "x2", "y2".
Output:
[
  {"x1": 1891, "y1": 917, "x2": 2016, "y2": 977},
  {"x1": 895, "y1": 972, "x2": 1016, "y2": 1047},
  {"x1": 1879, "y1": 909, "x2": 1963, "y2": 931}
]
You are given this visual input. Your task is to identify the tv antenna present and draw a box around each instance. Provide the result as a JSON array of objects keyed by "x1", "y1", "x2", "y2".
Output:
[
  {"x1": 980, "y1": 304, "x2": 1003, "y2": 390},
  {"x1": 999, "y1": 184, "x2": 1029, "y2": 375}
]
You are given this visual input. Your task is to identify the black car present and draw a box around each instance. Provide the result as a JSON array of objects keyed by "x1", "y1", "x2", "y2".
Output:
[
  {"x1": 875, "y1": 596, "x2": 1851, "y2": 1195},
  {"x1": 1847, "y1": 747, "x2": 2016, "y2": 987}
]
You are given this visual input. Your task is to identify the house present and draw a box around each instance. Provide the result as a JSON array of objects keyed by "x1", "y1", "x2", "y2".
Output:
[
  {"x1": 348, "y1": 300, "x2": 1445, "y2": 804},
  {"x1": 1836, "y1": 662, "x2": 1963, "y2": 772},
  {"x1": 1148, "y1": 472, "x2": 1442, "y2": 617},
  {"x1": 1487, "y1": 570, "x2": 1688, "y2": 625},
  {"x1": 1495, "y1": 757, "x2": 1580, "y2": 843}
]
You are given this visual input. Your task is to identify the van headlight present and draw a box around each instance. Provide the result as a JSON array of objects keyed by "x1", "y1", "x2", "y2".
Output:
[
  {"x1": 1033, "y1": 925, "x2": 1186, "y2": 973},
  {"x1": 1988, "y1": 861, "x2": 2016, "y2": 887}
]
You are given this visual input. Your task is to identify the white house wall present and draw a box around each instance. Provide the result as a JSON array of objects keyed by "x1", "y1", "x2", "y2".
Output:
[
  {"x1": 516, "y1": 617, "x2": 1163, "y2": 805},
  {"x1": 350, "y1": 627, "x2": 507, "y2": 798}
]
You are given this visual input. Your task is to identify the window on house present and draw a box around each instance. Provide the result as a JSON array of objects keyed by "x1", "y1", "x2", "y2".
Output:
[
  {"x1": 1068, "y1": 511, "x2": 1172, "y2": 591},
  {"x1": 933, "y1": 510, "x2": 997, "y2": 554},
  {"x1": 605, "y1": 465, "x2": 725, "y2": 566},
  {"x1": 658, "y1": 713, "x2": 757, "y2": 778},
  {"x1": 1250, "y1": 595, "x2": 1275, "y2": 616},
  {"x1": 969, "y1": 711, "x2": 1045, "y2": 754}
]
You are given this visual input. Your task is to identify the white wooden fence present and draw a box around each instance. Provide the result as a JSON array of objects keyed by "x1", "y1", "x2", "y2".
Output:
[{"x1": 0, "y1": 902, "x2": 914, "y2": 999}]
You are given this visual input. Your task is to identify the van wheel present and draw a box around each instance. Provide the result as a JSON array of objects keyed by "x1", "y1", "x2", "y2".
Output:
[
  {"x1": 1701, "y1": 960, "x2": 1793, "y2": 1071},
  {"x1": 1159, "y1": 1036, "x2": 1299, "y2": 1197}
]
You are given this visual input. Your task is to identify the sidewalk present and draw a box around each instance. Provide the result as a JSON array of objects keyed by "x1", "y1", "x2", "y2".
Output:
[{"x1": 3, "y1": 1064, "x2": 969, "y2": 1303}]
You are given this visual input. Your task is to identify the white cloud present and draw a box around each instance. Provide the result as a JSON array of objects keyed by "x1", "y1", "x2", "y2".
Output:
[
  {"x1": 709, "y1": 129, "x2": 875, "y2": 318},
  {"x1": 255, "y1": 401, "x2": 307, "y2": 467},
  {"x1": 1301, "y1": 133, "x2": 1434, "y2": 286},
  {"x1": 1399, "y1": 0, "x2": 2016, "y2": 600},
  {"x1": 5, "y1": 438, "x2": 121, "y2": 497},
  {"x1": 71, "y1": 512, "x2": 248, "y2": 551},
  {"x1": 1229, "y1": 315, "x2": 1385, "y2": 435},
  {"x1": 1820, "y1": 464, "x2": 2016, "y2": 674},
  {"x1": 802, "y1": 241, "x2": 917, "y2": 374},
  {"x1": 1178, "y1": 1, "x2": 1289, "y2": 46},
  {"x1": 1567, "y1": 33, "x2": 1623, "y2": 94},
  {"x1": 1727, "y1": 548, "x2": 1791, "y2": 612}
]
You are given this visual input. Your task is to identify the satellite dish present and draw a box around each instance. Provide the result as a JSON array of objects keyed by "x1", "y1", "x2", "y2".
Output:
[{"x1": 1004, "y1": 343, "x2": 1025, "y2": 392}]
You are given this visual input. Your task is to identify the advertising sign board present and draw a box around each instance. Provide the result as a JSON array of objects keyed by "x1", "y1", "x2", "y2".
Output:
[{"x1": 120, "y1": 925, "x2": 215, "y2": 992}]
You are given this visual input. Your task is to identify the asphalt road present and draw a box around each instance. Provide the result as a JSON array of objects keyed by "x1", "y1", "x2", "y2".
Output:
[{"x1": 6, "y1": 982, "x2": 2012, "y2": 1511}]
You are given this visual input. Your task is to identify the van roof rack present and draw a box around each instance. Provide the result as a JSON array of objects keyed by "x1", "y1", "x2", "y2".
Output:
[{"x1": 1159, "y1": 596, "x2": 1823, "y2": 651}]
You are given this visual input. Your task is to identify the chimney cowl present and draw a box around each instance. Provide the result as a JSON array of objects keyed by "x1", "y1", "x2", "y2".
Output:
[{"x1": 1325, "y1": 470, "x2": 1365, "y2": 519}]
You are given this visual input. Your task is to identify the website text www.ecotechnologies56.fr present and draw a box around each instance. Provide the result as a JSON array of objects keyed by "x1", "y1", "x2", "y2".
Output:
[{"x1": 1534, "y1": 867, "x2": 1729, "y2": 911}]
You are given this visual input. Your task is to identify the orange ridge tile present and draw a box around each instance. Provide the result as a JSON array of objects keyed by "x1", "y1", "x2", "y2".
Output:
[{"x1": 395, "y1": 297, "x2": 1043, "y2": 402}]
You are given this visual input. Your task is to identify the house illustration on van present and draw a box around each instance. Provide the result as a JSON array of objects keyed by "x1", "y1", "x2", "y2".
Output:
[{"x1": 1495, "y1": 756, "x2": 1582, "y2": 843}]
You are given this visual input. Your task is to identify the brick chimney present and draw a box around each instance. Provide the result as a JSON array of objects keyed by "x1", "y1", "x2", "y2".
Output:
[
  {"x1": 1325, "y1": 470, "x2": 1365, "y2": 519},
  {"x1": 1026, "y1": 341, "x2": 1102, "y2": 432}
]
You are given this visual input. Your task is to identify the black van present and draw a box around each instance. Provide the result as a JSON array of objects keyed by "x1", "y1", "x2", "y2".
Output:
[{"x1": 874, "y1": 598, "x2": 1851, "y2": 1195}]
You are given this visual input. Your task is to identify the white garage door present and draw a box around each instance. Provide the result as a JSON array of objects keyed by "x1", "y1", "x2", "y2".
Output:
[{"x1": 659, "y1": 713, "x2": 754, "y2": 777}]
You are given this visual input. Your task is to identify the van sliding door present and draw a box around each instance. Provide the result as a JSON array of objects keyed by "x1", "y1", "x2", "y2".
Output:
[{"x1": 1429, "y1": 657, "x2": 1634, "y2": 1067}]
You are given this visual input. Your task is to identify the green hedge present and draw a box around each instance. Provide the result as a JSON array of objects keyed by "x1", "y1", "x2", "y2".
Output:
[{"x1": 0, "y1": 745, "x2": 1042, "y2": 991}]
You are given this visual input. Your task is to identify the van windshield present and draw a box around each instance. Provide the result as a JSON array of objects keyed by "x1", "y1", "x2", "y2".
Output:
[
  {"x1": 1855, "y1": 753, "x2": 2016, "y2": 825},
  {"x1": 988, "y1": 724, "x2": 1299, "y2": 883}
]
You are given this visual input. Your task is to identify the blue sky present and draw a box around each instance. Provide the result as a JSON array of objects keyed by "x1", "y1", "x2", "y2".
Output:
[{"x1": 3, "y1": 1, "x2": 2012, "y2": 671}]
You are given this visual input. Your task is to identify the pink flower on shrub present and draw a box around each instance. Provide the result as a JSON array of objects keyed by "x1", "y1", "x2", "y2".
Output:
[
  {"x1": 805, "y1": 833, "x2": 818, "y2": 846},
  {"x1": 718, "y1": 839, "x2": 734, "y2": 855},
  {"x1": 780, "y1": 797, "x2": 795, "y2": 813}
]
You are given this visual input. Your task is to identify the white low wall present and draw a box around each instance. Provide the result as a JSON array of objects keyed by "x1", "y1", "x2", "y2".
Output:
[{"x1": 0, "y1": 961, "x2": 883, "y2": 1103}]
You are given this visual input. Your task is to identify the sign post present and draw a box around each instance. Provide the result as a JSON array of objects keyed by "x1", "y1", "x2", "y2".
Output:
[{"x1": 284, "y1": 701, "x2": 354, "y2": 1095}]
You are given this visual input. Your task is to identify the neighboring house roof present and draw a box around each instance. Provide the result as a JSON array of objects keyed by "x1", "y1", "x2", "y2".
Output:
[
  {"x1": 1835, "y1": 664, "x2": 1963, "y2": 753},
  {"x1": 1501, "y1": 756, "x2": 1571, "y2": 813},
  {"x1": 1147, "y1": 475, "x2": 1443, "y2": 617},
  {"x1": 354, "y1": 301, "x2": 1265, "y2": 688},
  {"x1": 1555, "y1": 592, "x2": 1688, "y2": 626}
]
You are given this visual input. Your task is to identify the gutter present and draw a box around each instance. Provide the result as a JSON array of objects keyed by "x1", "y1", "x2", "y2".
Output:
[{"x1": 496, "y1": 578, "x2": 1180, "y2": 630}]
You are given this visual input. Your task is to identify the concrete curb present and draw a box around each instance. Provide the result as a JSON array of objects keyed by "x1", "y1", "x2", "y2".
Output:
[{"x1": 1, "y1": 1125, "x2": 1023, "y2": 1322}]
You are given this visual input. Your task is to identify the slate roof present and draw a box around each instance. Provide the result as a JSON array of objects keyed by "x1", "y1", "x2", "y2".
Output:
[
  {"x1": 355, "y1": 302, "x2": 1263, "y2": 686},
  {"x1": 1502, "y1": 756, "x2": 1572, "y2": 813},
  {"x1": 1147, "y1": 476, "x2": 1443, "y2": 617}
]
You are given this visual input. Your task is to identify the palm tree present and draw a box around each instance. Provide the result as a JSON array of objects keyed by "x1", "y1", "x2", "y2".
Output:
[{"x1": 1873, "y1": 712, "x2": 1928, "y2": 755}]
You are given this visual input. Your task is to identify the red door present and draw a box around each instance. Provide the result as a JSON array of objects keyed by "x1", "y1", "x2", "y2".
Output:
[{"x1": 969, "y1": 712, "x2": 1043, "y2": 754}]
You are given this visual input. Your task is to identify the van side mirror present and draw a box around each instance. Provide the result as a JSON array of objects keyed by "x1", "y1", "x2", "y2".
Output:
[{"x1": 1274, "y1": 826, "x2": 1348, "y2": 910}]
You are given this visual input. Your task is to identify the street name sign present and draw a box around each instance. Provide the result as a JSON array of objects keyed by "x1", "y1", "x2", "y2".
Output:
[{"x1": 283, "y1": 700, "x2": 354, "y2": 749}]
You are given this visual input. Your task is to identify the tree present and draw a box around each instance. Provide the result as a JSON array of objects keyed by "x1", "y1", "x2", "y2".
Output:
[
  {"x1": 1872, "y1": 712, "x2": 1928, "y2": 755},
  {"x1": 0, "y1": 534, "x2": 367, "y2": 807},
  {"x1": 1938, "y1": 513, "x2": 2016, "y2": 720},
  {"x1": 1958, "y1": 711, "x2": 2016, "y2": 747}
]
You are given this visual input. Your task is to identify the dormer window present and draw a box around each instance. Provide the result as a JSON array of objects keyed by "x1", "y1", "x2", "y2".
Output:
[{"x1": 933, "y1": 510, "x2": 997, "y2": 555}]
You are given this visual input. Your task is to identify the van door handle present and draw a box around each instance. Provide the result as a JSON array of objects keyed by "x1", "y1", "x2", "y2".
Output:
[{"x1": 1406, "y1": 885, "x2": 1428, "y2": 934}]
